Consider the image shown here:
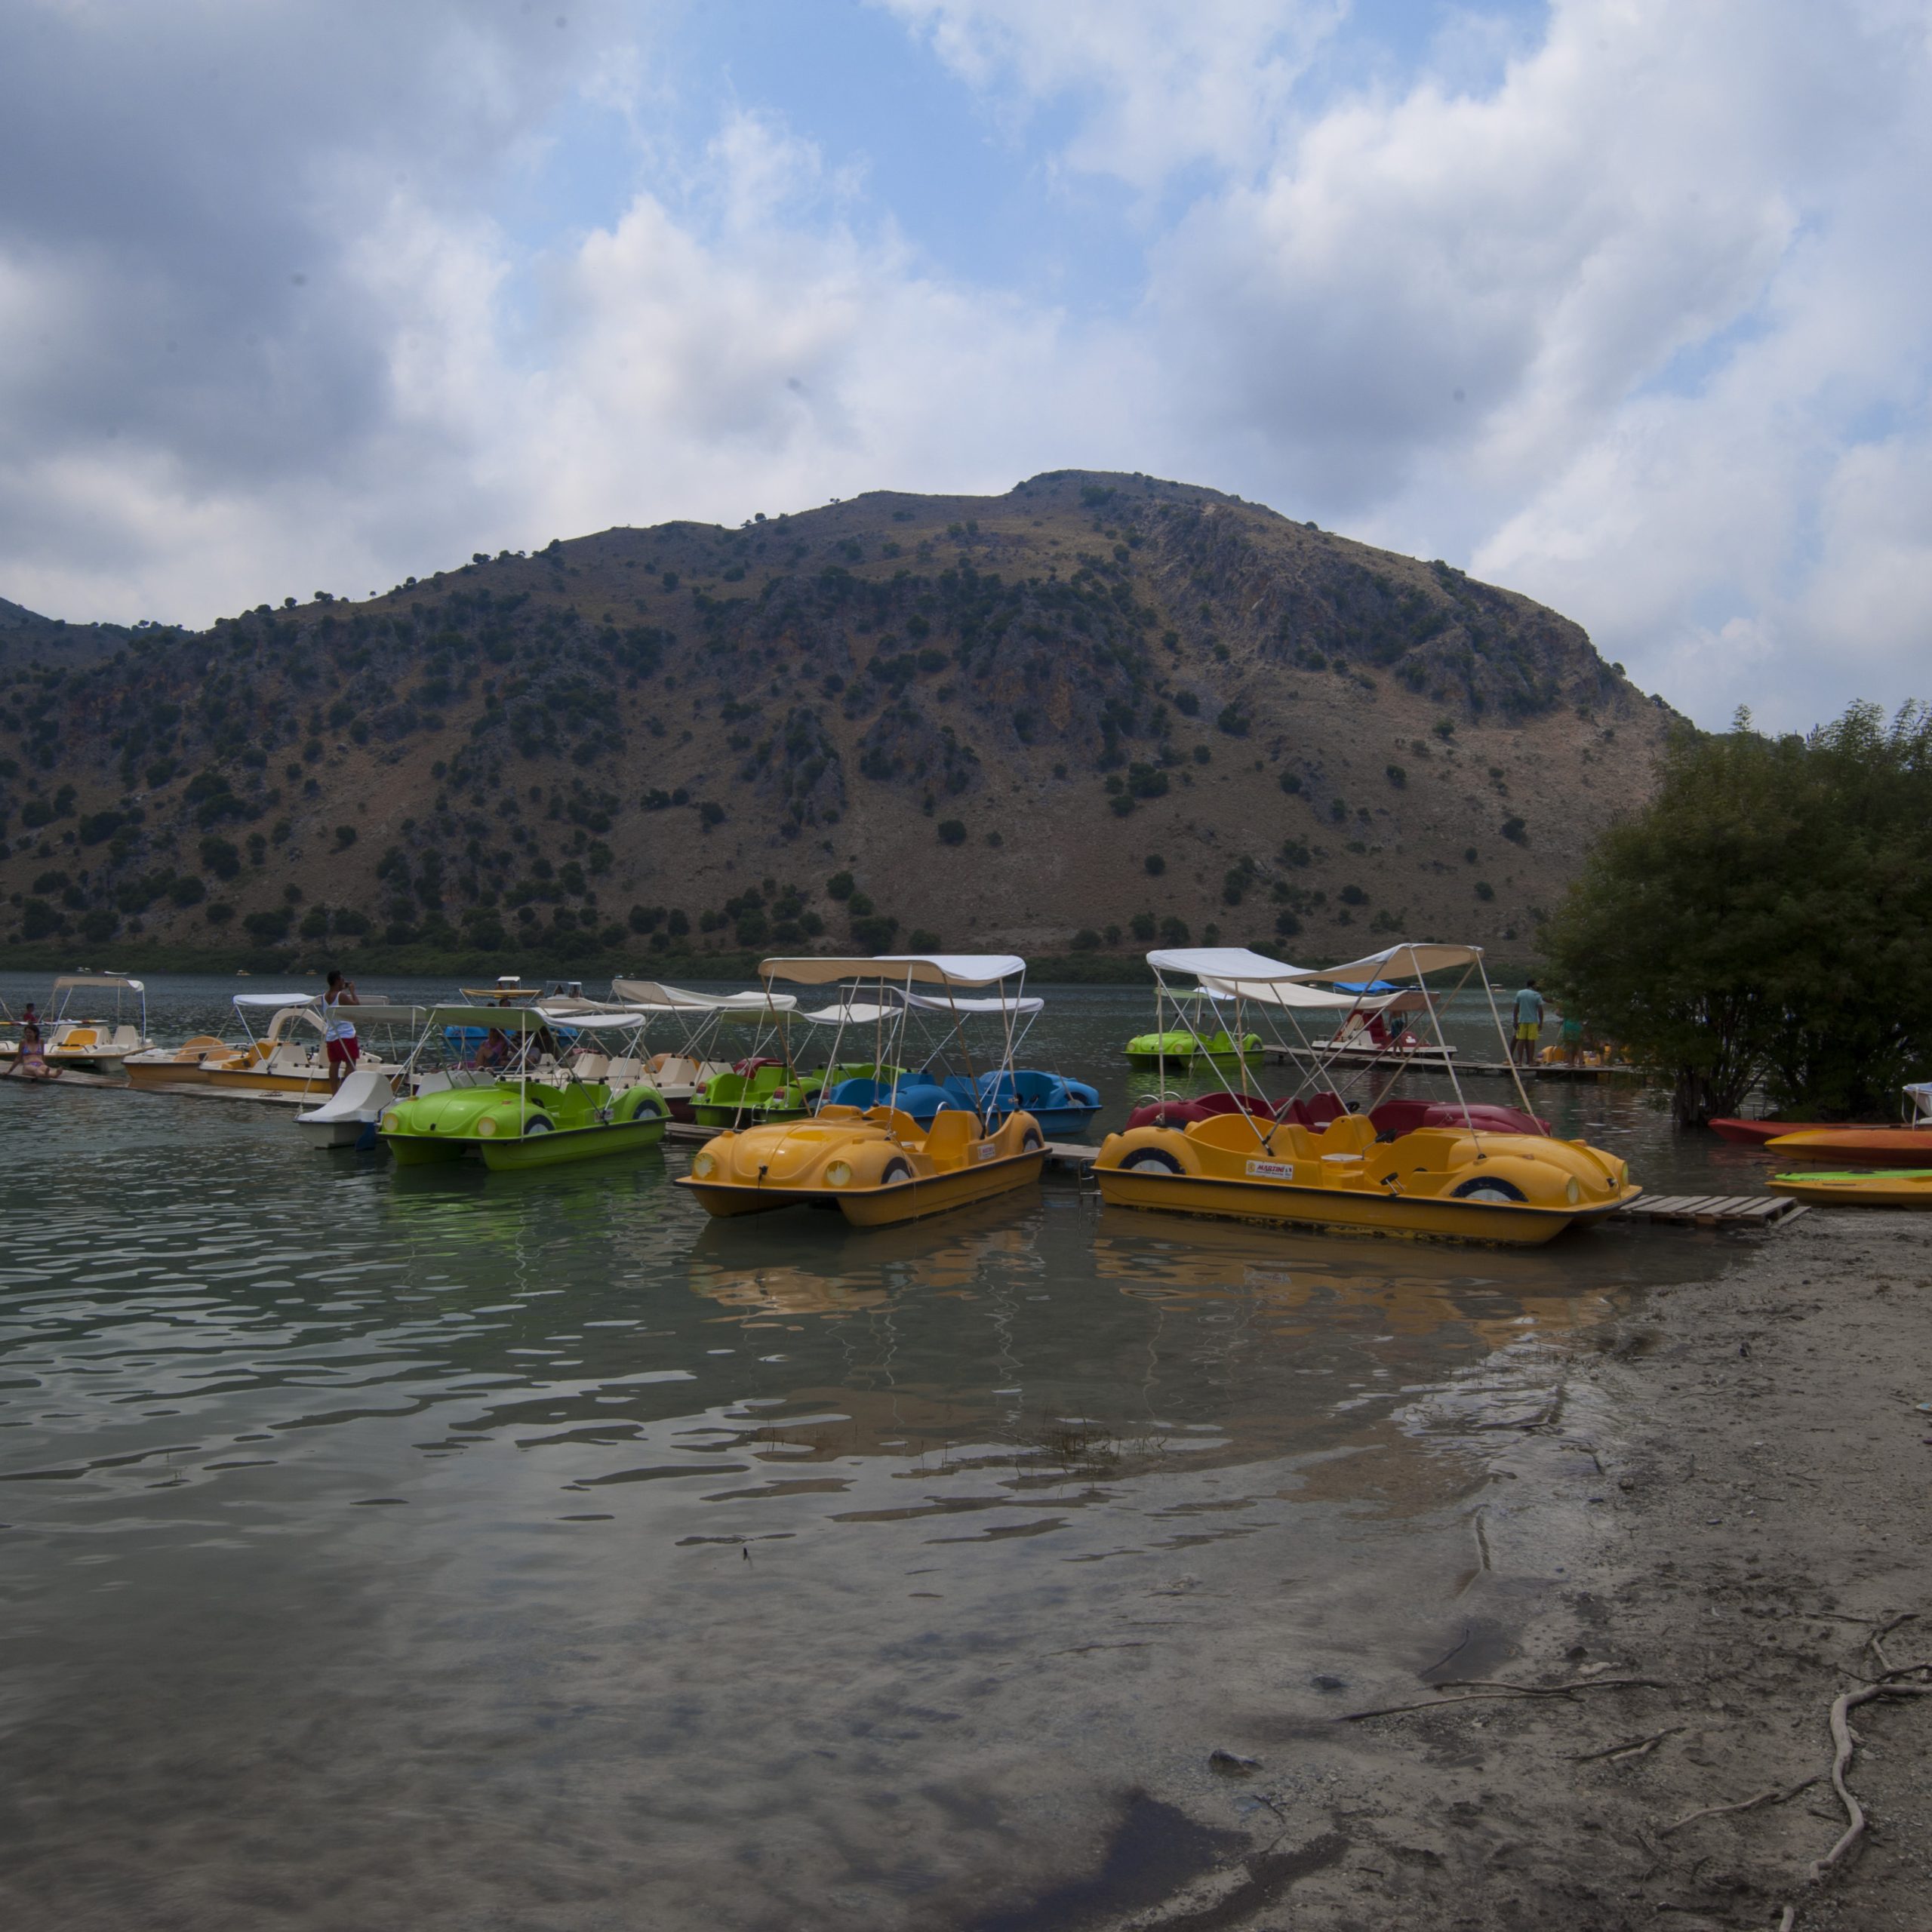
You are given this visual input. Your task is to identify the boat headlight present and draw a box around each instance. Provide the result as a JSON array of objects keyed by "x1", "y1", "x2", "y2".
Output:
[
  {"x1": 826, "y1": 1160, "x2": 853, "y2": 1187},
  {"x1": 1565, "y1": 1176, "x2": 1580, "y2": 1204},
  {"x1": 477, "y1": 1116, "x2": 497, "y2": 1137},
  {"x1": 691, "y1": 1152, "x2": 716, "y2": 1180}
]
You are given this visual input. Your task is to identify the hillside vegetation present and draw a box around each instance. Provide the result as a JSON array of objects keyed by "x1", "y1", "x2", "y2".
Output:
[{"x1": 0, "y1": 471, "x2": 1672, "y2": 970}]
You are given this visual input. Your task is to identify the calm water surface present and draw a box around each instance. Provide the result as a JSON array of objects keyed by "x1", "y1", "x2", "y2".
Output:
[{"x1": 0, "y1": 973, "x2": 1753, "y2": 1929}]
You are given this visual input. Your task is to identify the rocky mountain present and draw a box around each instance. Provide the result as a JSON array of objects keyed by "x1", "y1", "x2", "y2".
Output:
[
  {"x1": 0, "y1": 470, "x2": 1675, "y2": 968},
  {"x1": 0, "y1": 597, "x2": 128, "y2": 674}
]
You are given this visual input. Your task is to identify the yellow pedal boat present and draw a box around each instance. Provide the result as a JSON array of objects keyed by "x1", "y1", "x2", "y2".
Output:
[
  {"x1": 1770, "y1": 1169, "x2": 1932, "y2": 1208},
  {"x1": 125, "y1": 996, "x2": 426, "y2": 1097},
  {"x1": 675, "y1": 951, "x2": 1048, "y2": 1229},
  {"x1": 1095, "y1": 1109, "x2": 1636, "y2": 1244},
  {"x1": 1101, "y1": 942, "x2": 1639, "y2": 1245},
  {"x1": 681, "y1": 1103, "x2": 1045, "y2": 1226}
]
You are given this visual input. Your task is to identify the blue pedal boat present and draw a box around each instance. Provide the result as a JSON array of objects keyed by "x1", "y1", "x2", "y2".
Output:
[{"x1": 940, "y1": 1068, "x2": 1100, "y2": 1139}]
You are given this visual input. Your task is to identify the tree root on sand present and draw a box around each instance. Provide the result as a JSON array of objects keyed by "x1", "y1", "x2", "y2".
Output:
[
  {"x1": 1658, "y1": 1775, "x2": 1819, "y2": 1835},
  {"x1": 1343, "y1": 1677, "x2": 1666, "y2": 1722},
  {"x1": 1570, "y1": 1725, "x2": 1684, "y2": 1764},
  {"x1": 1810, "y1": 1681, "x2": 1932, "y2": 1880}
]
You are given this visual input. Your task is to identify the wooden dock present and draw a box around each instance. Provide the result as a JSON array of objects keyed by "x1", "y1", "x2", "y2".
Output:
[
  {"x1": 1, "y1": 1068, "x2": 315, "y2": 1105},
  {"x1": 1615, "y1": 1192, "x2": 1810, "y2": 1229},
  {"x1": 1263, "y1": 1045, "x2": 1647, "y2": 1082}
]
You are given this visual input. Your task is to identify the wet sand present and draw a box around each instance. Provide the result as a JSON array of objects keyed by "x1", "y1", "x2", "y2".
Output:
[{"x1": 1038, "y1": 1211, "x2": 1932, "y2": 1932}]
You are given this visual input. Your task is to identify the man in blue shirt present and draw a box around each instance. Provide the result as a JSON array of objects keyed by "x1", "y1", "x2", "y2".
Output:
[{"x1": 1512, "y1": 980, "x2": 1545, "y2": 1067}]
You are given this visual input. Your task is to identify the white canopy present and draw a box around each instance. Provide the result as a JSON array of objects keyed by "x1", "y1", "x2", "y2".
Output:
[
  {"x1": 907, "y1": 989, "x2": 1041, "y2": 1015},
  {"x1": 1149, "y1": 946, "x2": 1407, "y2": 1013},
  {"x1": 802, "y1": 989, "x2": 1041, "y2": 1026},
  {"x1": 1284, "y1": 943, "x2": 1484, "y2": 984},
  {"x1": 761, "y1": 953, "x2": 1026, "y2": 989},
  {"x1": 609, "y1": 978, "x2": 795, "y2": 1014},
  {"x1": 53, "y1": 974, "x2": 144, "y2": 992},
  {"x1": 532, "y1": 1006, "x2": 651, "y2": 1033},
  {"x1": 234, "y1": 990, "x2": 320, "y2": 1008},
  {"x1": 1201, "y1": 977, "x2": 1403, "y2": 1014},
  {"x1": 1149, "y1": 946, "x2": 1303, "y2": 983},
  {"x1": 424, "y1": 1005, "x2": 555, "y2": 1032},
  {"x1": 334, "y1": 1002, "x2": 431, "y2": 1026}
]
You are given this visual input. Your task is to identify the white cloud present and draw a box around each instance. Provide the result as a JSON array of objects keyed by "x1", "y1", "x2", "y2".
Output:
[
  {"x1": 872, "y1": 0, "x2": 1344, "y2": 188},
  {"x1": 3, "y1": 0, "x2": 1931, "y2": 730}
]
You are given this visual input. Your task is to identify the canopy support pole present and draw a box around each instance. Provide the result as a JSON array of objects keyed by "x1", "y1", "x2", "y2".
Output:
[{"x1": 1478, "y1": 958, "x2": 1540, "y2": 1121}]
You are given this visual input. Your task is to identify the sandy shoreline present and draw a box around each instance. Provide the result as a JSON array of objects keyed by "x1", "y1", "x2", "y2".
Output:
[{"x1": 1055, "y1": 1211, "x2": 1932, "y2": 1932}]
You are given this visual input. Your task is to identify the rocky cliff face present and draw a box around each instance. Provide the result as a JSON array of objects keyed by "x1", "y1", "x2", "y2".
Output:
[{"x1": 0, "y1": 471, "x2": 1674, "y2": 964}]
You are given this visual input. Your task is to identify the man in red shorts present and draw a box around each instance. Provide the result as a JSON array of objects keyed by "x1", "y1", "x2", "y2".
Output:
[{"x1": 323, "y1": 968, "x2": 361, "y2": 1088}]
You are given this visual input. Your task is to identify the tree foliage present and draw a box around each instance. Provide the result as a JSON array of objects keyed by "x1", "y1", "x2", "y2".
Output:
[{"x1": 1543, "y1": 701, "x2": 1932, "y2": 1126}]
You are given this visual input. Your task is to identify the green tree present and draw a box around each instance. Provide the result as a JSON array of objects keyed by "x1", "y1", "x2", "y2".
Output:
[{"x1": 1543, "y1": 703, "x2": 1932, "y2": 1126}]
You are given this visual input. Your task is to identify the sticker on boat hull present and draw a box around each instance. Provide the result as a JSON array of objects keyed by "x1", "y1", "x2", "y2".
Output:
[{"x1": 1245, "y1": 1159, "x2": 1297, "y2": 1180}]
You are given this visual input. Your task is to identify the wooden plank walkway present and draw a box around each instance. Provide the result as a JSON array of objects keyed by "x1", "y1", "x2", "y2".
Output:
[
  {"x1": 1044, "y1": 1141, "x2": 1100, "y2": 1172},
  {"x1": 1616, "y1": 1192, "x2": 1810, "y2": 1229},
  {"x1": 1262, "y1": 1046, "x2": 1648, "y2": 1081}
]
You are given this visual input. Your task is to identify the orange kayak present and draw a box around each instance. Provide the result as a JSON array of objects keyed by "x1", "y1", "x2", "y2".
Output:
[{"x1": 1764, "y1": 1126, "x2": 1932, "y2": 1165}]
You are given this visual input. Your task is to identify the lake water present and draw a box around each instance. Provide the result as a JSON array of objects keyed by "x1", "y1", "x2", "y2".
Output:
[{"x1": 0, "y1": 973, "x2": 1758, "y2": 1929}]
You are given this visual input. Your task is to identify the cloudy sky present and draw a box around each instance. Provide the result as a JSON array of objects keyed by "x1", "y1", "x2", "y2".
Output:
[{"x1": 3, "y1": 0, "x2": 1928, "y2": 728}]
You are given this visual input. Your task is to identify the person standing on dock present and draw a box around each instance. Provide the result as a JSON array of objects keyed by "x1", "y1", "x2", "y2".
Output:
[
  {"x1": 322, "y1": 970, "x2": 361, "y2": 1090},
  {"x1": 1511, "y1": 980, "x2": 1544, "y2": 1067},
  {"x1": 1558, "y1": 1008, "x2": 1585, "y2": 1064}
]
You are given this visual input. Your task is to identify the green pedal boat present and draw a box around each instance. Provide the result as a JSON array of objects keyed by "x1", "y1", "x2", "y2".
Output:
[
  {"x1": 691, "y1": 1060, "x2": 903, "y2": 1130},
  {"x1": 379, "y1": 1003, "x2": 670, "y2": 1170},
  {"x1": 381, "y1": 1077, "x2": 669, "y2": 1168},
  {"x1": 1123, "y1": 1027, "x2": 1260, "y2": 1071}
]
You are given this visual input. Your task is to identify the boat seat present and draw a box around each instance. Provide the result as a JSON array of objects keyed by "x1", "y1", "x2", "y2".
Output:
[
  {"x1": 605, "y1": 1057, "x2": 643, "y2": 1081},
  {"x1": 1277, "y1": 1093, "x2": 1349, "y2": 1129},
  {"x1": 923, "y1": 1109, "x2": 977, "y2": 1162},
  {"x1": 572, "y1": 1053, "x2": 611, "y2": 1080},
  {"x1": 1317, "y1": 1113, "x2": 1377, "y2": 1155}
]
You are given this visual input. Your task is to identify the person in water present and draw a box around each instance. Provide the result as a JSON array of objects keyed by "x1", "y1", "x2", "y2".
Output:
[
  {"x1": 1512, "y1": 980, "x2": 1544, "y2": 1068},
  {"x1": 323, "y1": 969, "x2": 361, "y2": 1089}
]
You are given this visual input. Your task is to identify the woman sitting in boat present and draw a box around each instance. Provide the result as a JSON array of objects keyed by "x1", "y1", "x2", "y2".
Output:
[{"x1": 475, "y1": 1026, "x2": 513, "y2": 1072}]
